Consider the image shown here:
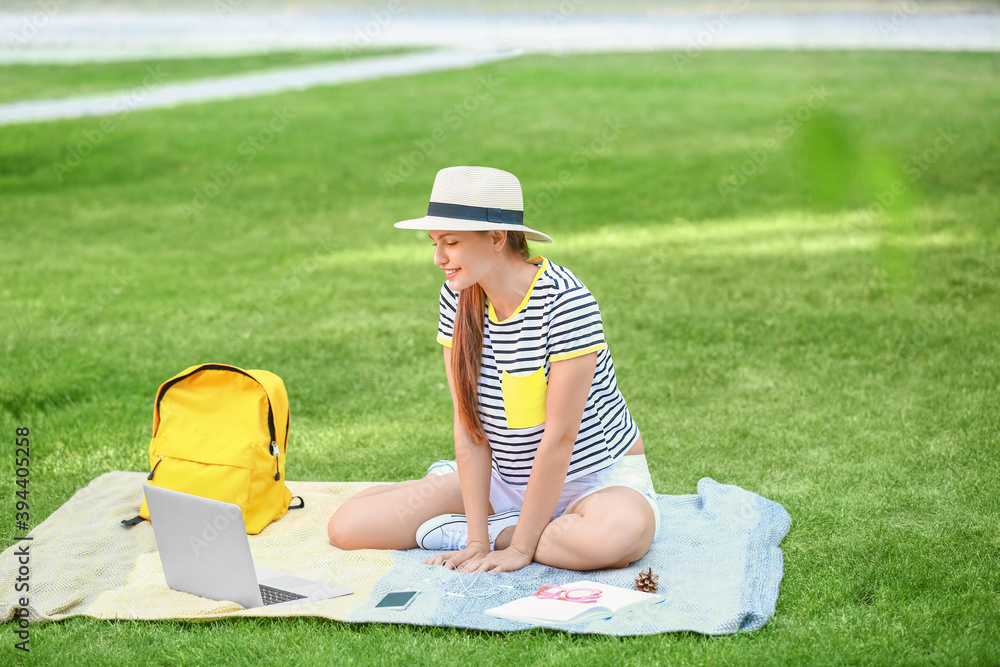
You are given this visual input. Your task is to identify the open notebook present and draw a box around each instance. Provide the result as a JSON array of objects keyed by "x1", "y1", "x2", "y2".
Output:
[{"x1": 486, "y1": 580, "x2": 664, "y2": 626}]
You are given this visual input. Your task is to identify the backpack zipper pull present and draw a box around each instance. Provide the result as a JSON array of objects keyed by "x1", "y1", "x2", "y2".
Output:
[
  {"x1": 148, "y1": 455, "x2": 164, "y2": 480},
  {"x1": 270, "y1": 442, "x2": 281, "y2": 481}
]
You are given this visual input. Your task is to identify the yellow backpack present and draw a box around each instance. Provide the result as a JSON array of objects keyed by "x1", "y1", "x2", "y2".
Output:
[{"x1": 123, "y1": 363, "x2": 301, "y2": 534}]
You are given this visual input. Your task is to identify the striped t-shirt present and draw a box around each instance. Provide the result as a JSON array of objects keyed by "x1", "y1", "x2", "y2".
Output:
[{"x1": 436, "y1": 256, "x2": 640, "y2": 486}]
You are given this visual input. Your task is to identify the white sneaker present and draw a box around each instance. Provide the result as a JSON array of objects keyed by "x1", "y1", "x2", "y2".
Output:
[
  {"x1": 416, "y1": 510, "x2": 520, "y2": 551},
  {"x1": 425, "y1": 460, "x2": 458, "y2": 477}
]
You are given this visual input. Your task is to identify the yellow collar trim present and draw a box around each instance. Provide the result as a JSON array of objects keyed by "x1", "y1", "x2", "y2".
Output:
[{"x1": 488, "y1": 256, "x2": 548, "y2": 324}]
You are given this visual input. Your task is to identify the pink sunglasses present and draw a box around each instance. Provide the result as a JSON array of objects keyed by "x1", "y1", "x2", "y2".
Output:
[{"x1": 532, "y1": 585, "x2": 603, "y2": 604}]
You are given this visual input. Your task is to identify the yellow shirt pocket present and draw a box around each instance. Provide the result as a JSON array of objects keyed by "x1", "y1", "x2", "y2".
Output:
[{"x1": 501, "y1": 367, "x2": 547, "y2": 429}]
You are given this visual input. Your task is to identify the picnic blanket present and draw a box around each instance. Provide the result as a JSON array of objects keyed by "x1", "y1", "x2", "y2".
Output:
[{"x1": 0, "y1": 471, "x2": 791, "y2": 635}]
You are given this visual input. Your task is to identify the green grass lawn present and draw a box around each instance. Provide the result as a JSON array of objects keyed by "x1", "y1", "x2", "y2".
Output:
[
  {"x1": 0, "y1": 48, "x2": 413, "y2": 104},
  {"x1": 1, "y1": 49, "x2": 998, "y2": 665}
]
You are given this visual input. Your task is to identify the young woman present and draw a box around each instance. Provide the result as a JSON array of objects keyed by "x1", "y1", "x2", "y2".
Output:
[{"x1": 327, "y1": 166, "x2": 659, "y2": 573}]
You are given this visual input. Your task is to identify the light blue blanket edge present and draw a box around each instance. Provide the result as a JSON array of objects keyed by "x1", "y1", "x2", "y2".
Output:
[{"x1": 347, "y1": 477, "x2": 792, "y2": 635}]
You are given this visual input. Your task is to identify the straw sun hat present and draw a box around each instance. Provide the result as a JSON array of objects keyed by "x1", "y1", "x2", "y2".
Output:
[{"x1": 393, "y1": 166, "x2": 553, "y2": 243}]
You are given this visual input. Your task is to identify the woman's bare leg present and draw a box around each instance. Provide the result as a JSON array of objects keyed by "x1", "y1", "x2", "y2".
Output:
[
  {"x1": 348, "y1": 477, "x2": 429, "y2": 501},
  {"x1": 328, "y1": 472, "x2": 467, "y2": 550},
  {"x1": 494, "y1": 486, "x2": 656, "y2": 570}
]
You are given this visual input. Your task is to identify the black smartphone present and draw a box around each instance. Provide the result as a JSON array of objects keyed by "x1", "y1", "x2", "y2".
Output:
[{"x1": 375, "y1": 591, "x2": 418, "y2": 610}]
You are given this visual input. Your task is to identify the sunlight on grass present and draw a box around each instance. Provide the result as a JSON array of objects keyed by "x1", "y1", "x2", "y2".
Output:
[
  {"x1": 308, "y1": 209, "x2": 975, "y2": 274},
  {"x1": 560, "y1": 211, "x2": 975, "y2": 258},
  {"x1": 38, "y1": 442, "x2": 125, "y2": 478}
]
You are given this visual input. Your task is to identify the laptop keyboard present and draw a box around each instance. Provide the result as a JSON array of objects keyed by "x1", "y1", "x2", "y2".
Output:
[{"x1": 259, "y1": 584, "x2": 307, "y2": 606}]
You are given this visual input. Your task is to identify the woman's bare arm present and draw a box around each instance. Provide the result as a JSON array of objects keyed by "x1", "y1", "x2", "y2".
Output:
[
  {"x1": 423, "y1": 344, "x2": 494, "y2": 567},
  {"x1": 463, "y1": 351, "x2": 597, "y2": 573}
]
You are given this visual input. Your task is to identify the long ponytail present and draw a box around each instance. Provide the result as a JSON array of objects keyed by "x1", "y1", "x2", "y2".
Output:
[{"x1": 452, "y1": 231, "x2": 530, "y2": 445}]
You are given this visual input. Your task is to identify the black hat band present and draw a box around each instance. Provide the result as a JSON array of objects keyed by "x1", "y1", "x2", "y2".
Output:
[{"x1": 427, "y1": 201, "x2": 524, "y2": 225}]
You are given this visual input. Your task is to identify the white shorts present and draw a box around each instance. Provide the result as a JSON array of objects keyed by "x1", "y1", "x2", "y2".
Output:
[{"x1": 429, "y1": 454, "x2": 661, "y2": 534}]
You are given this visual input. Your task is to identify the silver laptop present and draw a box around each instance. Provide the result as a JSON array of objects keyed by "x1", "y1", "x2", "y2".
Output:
[{"x1": 144, "y1": 485, "x2": 352, "y2": 608}]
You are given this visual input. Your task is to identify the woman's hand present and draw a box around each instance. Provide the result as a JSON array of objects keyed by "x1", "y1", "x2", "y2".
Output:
[
  {"x1": 422, "y1": 542, "x2": 489, "y2": 570},
  {"x1": 460, "y1": 545, "x2": 533, "y2": 573}
]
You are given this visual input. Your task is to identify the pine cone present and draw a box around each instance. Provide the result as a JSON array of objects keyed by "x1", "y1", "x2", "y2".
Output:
[{"x1": 634, "y1": 567, "x2": 659, "y2": 593}]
